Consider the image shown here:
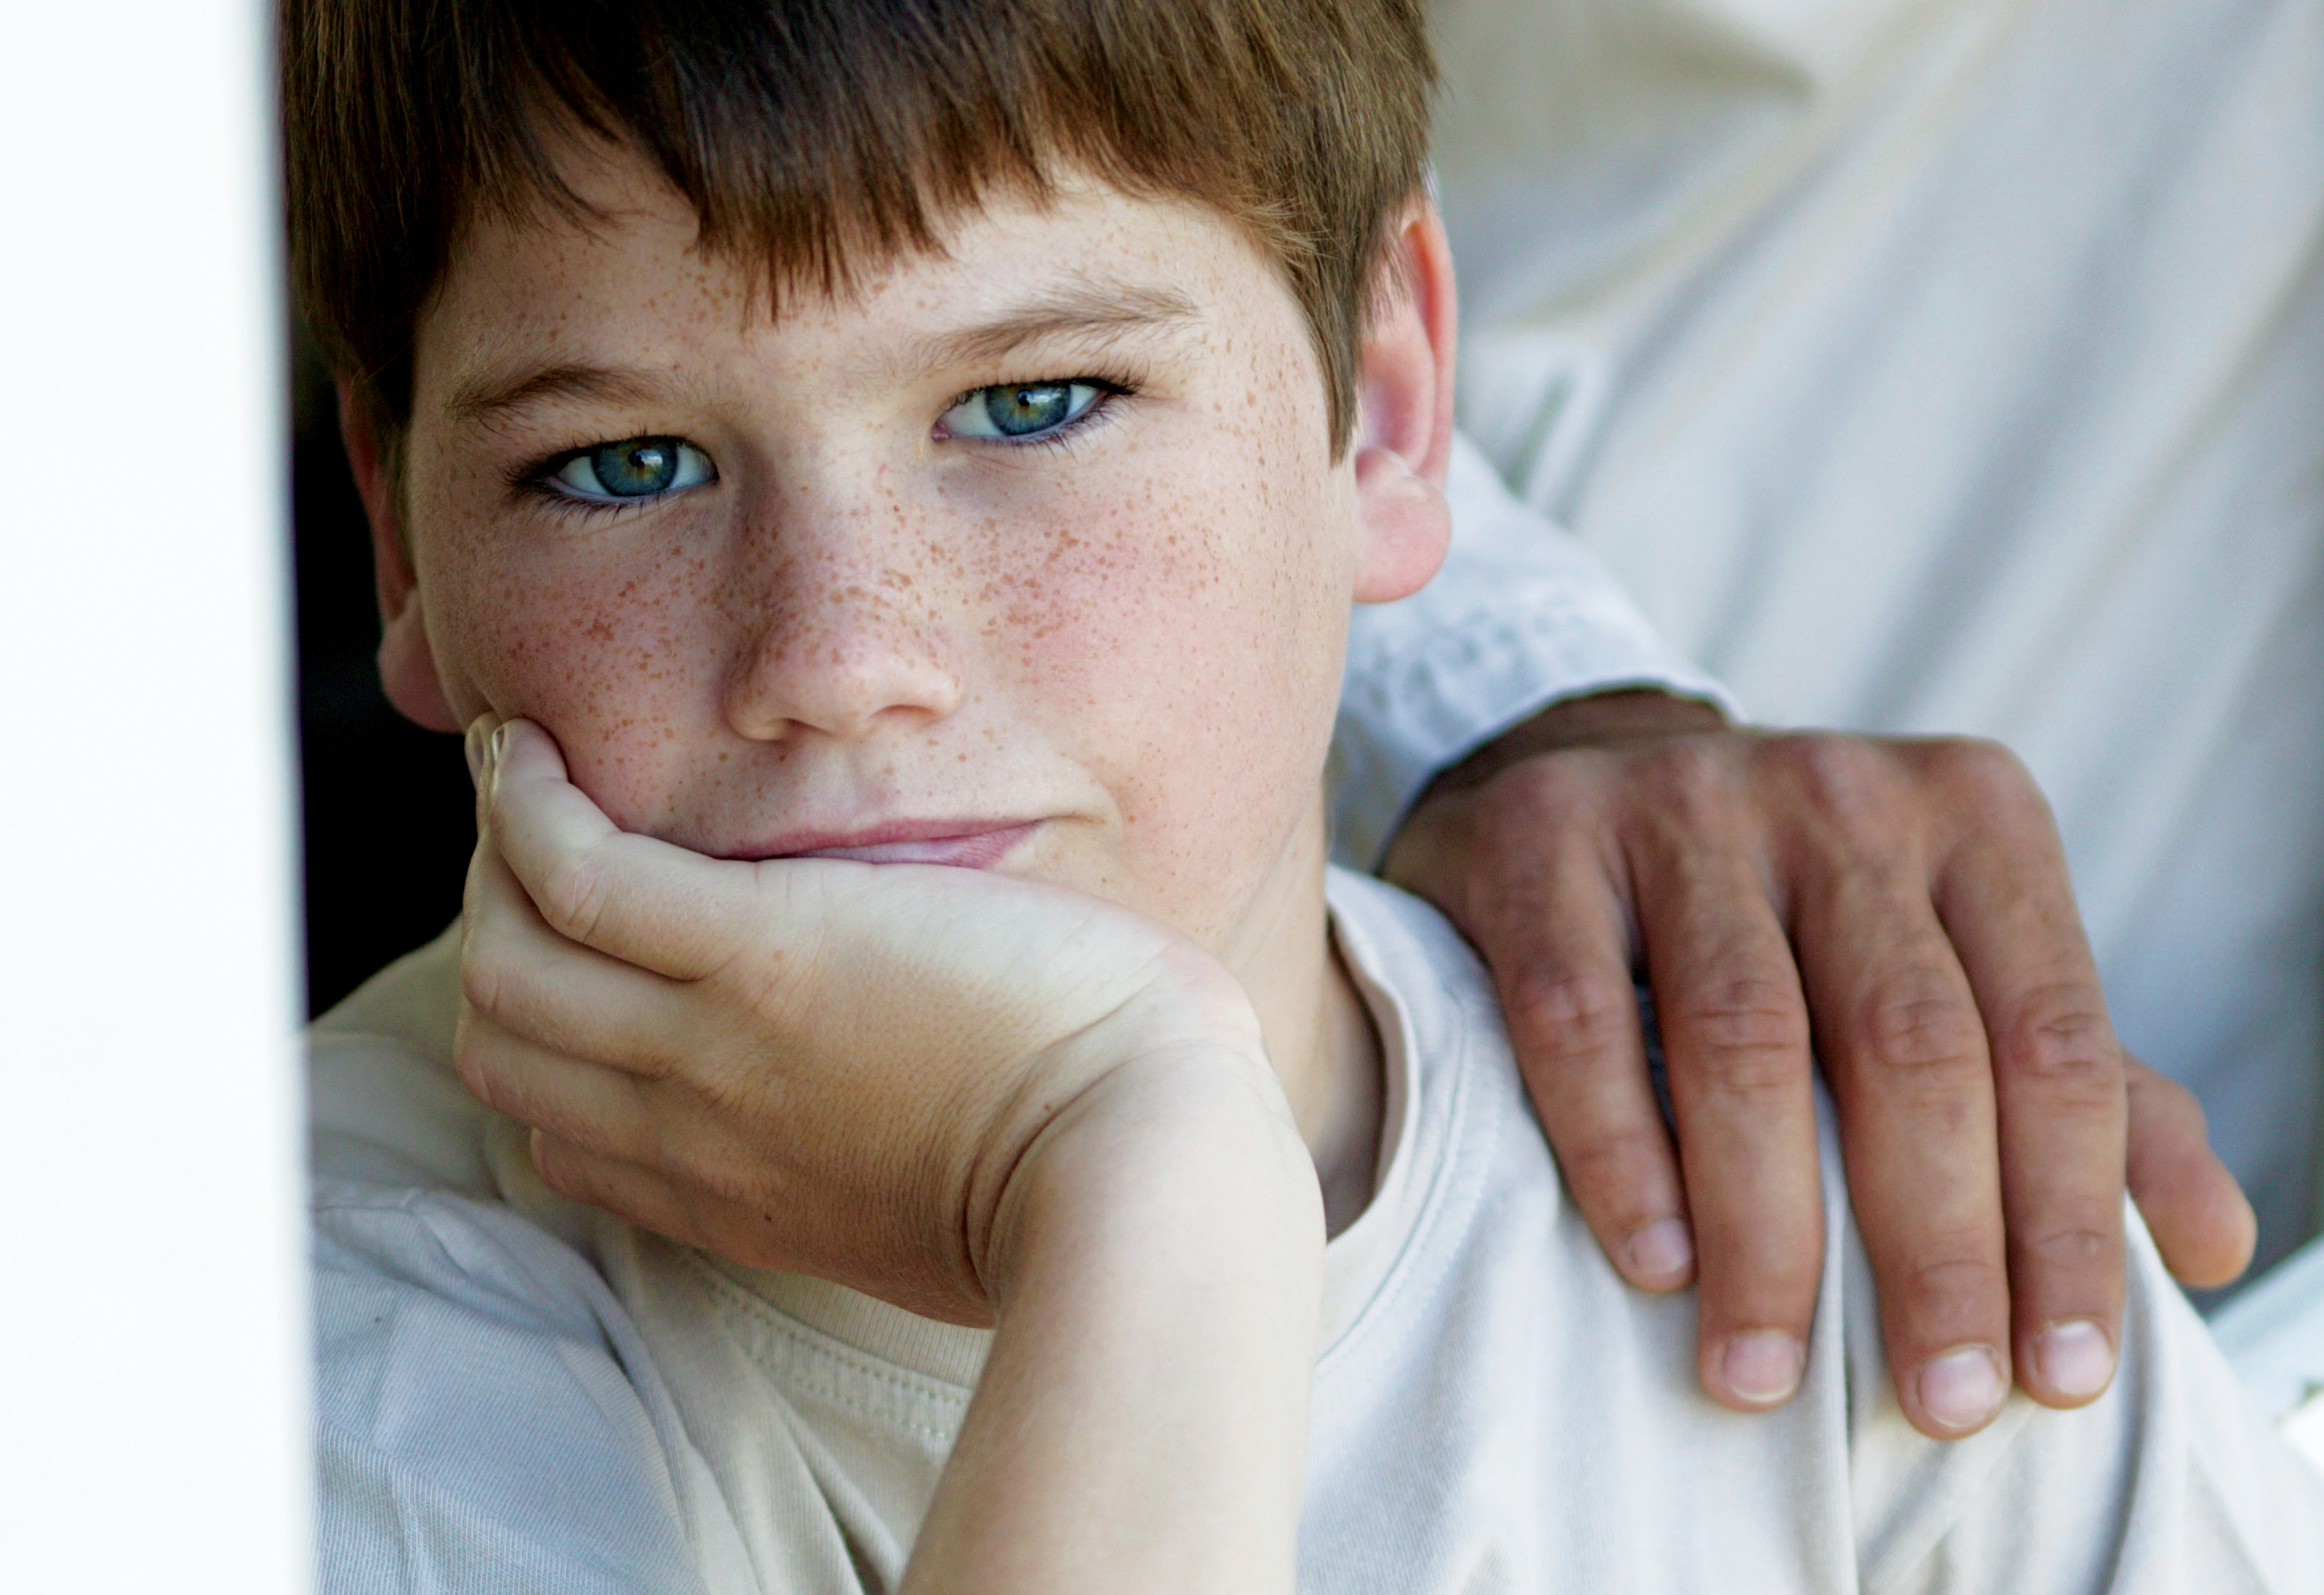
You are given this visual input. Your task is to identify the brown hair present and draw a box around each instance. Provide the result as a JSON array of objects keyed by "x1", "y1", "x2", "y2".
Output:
[{"x1": 284, "y1": 0, "x2": 1434, "y2": 454}]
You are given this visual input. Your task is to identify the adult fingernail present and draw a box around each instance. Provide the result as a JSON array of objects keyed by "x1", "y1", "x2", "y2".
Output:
[
  {"x1": 1625, "y1": 1219, "x2": 1694, "y2": 1282},
  {"x1": 486, "y1": 722, "x2": 510, "y2": 794},
  {"x1": 1722, "y1": 1330, "x2": 1804, "y2": 1405},
  {"x1": 2033, "y1": 1319, "x2": 2114, "y2": 1400},
  {"x1": 464, "y1": 720, "x2": 488, "y2": 788},
  {"x1": 1918, "y1": 1345, "x2": 2007, "y2": 1431}
]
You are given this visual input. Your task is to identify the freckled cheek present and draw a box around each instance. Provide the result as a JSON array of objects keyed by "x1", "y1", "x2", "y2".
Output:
[
  {"x1": 997, "y1": 494, "x2": 1338, "y2": 828},
  {"x1": 423, "y1": 527, "x2": 724, "y2": 829},
  {"x1": 988, "y1": 509, "x2": 1236, "y2": 697}
]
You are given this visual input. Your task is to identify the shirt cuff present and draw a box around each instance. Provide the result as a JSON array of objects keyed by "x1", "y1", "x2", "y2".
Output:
[{"x1": 1330, "y1": 436, "x2": 1740, "y2": 868}]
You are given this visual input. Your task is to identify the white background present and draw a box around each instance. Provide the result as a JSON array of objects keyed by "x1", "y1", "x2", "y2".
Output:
[{"x1": 0, "y1": 0, "x2": 308, "y2": 1588}]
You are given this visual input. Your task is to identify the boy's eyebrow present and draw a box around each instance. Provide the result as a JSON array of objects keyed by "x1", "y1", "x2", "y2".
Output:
[
  {"x1": 446, "y1": 364, "x2": 674, "y2": 428},
  {"x1": 902, "y1": 281, "x2": 1204, "y2": 372},
  {"x1": 444, "y1": 282, "x2": 1203, "y2": 428}
]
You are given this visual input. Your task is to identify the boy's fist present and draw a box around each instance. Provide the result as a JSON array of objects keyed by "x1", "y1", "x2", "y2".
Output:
[{"x1": 454, "y1": 717, "x2": 1308, "y2": 1326}]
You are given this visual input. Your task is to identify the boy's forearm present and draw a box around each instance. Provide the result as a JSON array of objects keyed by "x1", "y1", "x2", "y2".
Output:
[{"x1": 905, "y1": 1061, "x2": 1326, "y2": 1594}]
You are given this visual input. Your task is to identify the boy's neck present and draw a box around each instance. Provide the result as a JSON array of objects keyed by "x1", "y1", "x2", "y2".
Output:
[{"x1": 1216, "y1": 795, "x2": 1385, "y2": 1237}]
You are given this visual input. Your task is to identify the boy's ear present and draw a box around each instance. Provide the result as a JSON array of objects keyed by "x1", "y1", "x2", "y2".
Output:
[
  {"x1": 1350, "y1": 197, "x2": 1457, "y2": 605},
  {"x1": 337, "y1": 382, "x2": 460, "y2": 732}
]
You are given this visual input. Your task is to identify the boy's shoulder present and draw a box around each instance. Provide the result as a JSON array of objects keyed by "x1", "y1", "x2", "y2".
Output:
[
  {"x1": 308, "y1": 921, "x2": 495, "y2": 1199},
  {"x1": 306, "y1": 926, "x2": 744, "y2": 1593},
  {"x1": 1324, "y1": 865, "x2": 1500, "y2": 1081}
]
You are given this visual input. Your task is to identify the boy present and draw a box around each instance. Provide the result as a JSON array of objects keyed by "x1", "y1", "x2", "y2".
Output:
[{"x1": 292, "y1": 0, "x2": 2320, "y2": 1587}]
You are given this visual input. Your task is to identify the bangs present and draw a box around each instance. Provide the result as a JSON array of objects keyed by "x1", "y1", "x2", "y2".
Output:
[{"x1": 287, "y1": 0, "x2": 1433, "y2": 448}]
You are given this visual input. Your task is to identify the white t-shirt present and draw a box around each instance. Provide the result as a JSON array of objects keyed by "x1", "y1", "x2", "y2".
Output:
[
  {"x1": 311, "y1": 872, "x2": 2323, "y2": 1593},
  {"x1": 1400, "y1": 0, "x2": 2324, "y2": 1270}
]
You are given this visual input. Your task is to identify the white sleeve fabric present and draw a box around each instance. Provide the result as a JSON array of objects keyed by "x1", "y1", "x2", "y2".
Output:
[
  {"x1": 314, "y1": 1180, "x2": 724, "y2": 1595},
  {"x1": 1846, "y1": 1203, "x2": 2324, "y2": 1594},
  {"x1": 308, "y1": 988, "x2": 754, "y2": 1595},
  {"x1": 1330, "y1": 431, "x2": 1739, "y2": 867}
]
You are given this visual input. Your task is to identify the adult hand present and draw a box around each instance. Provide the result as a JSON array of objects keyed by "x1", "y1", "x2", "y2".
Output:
[
  {"x1": 454, "y1": 717, "x2": 1295, "y2": 1326},
  {"x1": 1383, "y1": 690, "x2": 2255, "y2": 1438}
]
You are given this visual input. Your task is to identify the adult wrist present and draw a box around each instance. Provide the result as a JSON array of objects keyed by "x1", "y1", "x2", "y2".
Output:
[{"x1": 1423, "y1": 688, "x2": 1730, "y2": 800}]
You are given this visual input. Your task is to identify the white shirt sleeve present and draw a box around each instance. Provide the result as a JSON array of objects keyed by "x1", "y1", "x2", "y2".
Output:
[
  {"x1": 1846, "y1": 1205, "x2": 2324, "y2": 1594},
  {"x1": 314, "y1": 1181, "x2": 721, "y2": 1595},
  {"x1": 1330, "y1": 431, "x2": 1739, "y2": 867}
]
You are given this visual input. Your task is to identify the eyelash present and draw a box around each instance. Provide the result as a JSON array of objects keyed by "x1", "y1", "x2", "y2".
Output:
[
  {"x1": 940, "y1": 373, "x2": 1139, "y2": 453},
  {"x1": 509, "y1": 442, "x2": 699, "y2": 520},
  {"x1": 507, "y1": 370, "x2": 1146, "y2": 515}
]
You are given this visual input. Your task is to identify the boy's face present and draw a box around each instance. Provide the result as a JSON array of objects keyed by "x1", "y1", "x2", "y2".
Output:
[{"x1": 376, "y1": 141, "x2": 1447, "y2": 955}]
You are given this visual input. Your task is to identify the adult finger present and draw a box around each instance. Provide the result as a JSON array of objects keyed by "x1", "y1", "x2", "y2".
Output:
[
  {"x1": 1386, "y1": 770, "x2": 1695, "y2": 1291},
  {"x1": 2123, "y1": 1056, "x2": 2255, "y2": 1289},
  {"x1": 1625, "y1": 759, "x2": 1825, "y2": 1414},
  {"x1": 479, "y1": 718, "x2": 764, "y2": 978},
  {"x1": 1780, "y1": 768, "x2": 2013, "y2": 1437},
  {"x1": 1926, "y1": 742, "x2": 2126, "y2": 1411}
]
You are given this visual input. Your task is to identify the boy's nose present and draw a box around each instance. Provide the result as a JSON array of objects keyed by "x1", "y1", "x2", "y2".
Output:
[{"x1": 721, "y1": 567, "x2": 963, "y2": 744}]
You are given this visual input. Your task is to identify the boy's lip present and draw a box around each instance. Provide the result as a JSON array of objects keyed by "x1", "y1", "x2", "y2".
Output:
[{"x1": 738, "y1": 819, "x2": 1041, "y2": 870}]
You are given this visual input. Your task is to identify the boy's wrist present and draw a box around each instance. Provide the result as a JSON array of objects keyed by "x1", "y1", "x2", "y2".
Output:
[
  {"x1": 981, "y1": 1048, "x2": 1325, "y2": 1320},
  {"x1": 912, "y1": 1049, "x2": 1323, "y2": 1595}
]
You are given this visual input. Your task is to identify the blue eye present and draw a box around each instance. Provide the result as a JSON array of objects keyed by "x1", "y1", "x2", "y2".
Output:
[
  {"x1": 941, "y1": 382, "x2": 1107, "y2": 441},
  {"x1": 549, "y1": 437, "x2": 716, "y2": 502}
]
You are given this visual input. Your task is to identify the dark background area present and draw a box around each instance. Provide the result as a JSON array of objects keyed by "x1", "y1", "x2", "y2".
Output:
[{"x1": 293, "y1": 333, "x2": 475, "y2": 1016}]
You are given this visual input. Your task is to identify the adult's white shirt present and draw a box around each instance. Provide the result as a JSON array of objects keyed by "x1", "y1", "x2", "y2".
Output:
[{"x1": 1392, "y1": 0, "x2": 2324, "y2": 1268}]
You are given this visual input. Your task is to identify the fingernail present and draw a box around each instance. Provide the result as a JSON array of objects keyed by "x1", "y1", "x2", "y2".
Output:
[
  {"x1": 486, "y1": 722, "x2": 510, "y2": 794},
  {"x1": 1918, "y1": 1345, "x2": 2007, "y2": 1432},
  {"x1": 1625, "y1": 1219, "x2": 1694, "y2": 1281},
  {"x1": 1722, "y1": 1330, "x2": 1804, "y2": 1405},
  {"x1": 464, "y1": 721, "x2": 488, "y2": 788},
  {"x1": 2033, "y1": 1318, "x2": 2114, "y2": 1400}
]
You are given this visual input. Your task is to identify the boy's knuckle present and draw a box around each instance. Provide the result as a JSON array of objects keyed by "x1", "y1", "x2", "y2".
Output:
[
  {"x1": 541, "y1": 852, "x2": 613, "y2": 944},
  {"x1": 451, "y1": 1032, "x2": 507, "y2": 1117},
  {"x1": 533, "y1": 1143, "x2": 593, "y2": 1205},
  {"x1": 710, "y1": 943, "x2": 795, "y2": 1021},
  {"x1": 459, "y1": 946, "x2": 511, "y2": 1021}
]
